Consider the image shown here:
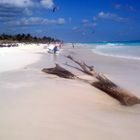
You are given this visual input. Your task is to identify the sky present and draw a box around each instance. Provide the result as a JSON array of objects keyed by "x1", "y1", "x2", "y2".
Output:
[{"x1": 0, "y1": 0, "x2": 140, "y2": 42}]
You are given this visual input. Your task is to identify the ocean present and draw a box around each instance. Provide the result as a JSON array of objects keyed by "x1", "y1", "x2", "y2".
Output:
[{"x1": 76, "y1": 42, "x2": 140, "y2": 60}]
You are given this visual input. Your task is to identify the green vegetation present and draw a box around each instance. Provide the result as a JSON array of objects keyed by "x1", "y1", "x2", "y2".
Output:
[{"x1": 0, "y1": 33, "x2": 60, "y2": 43}]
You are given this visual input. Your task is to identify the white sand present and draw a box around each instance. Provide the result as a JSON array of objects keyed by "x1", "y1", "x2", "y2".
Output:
[
  {"x1": 0, "y1": 44, "x2": 46, "y2": 73},
  {"x1": 0, "y1": 44, "x2": 140, "y2": 140}
]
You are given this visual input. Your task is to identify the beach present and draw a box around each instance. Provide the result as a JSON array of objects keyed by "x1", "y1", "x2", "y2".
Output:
[{"x1": 0, "y1": 44, "x2": 140, "y2": 140}]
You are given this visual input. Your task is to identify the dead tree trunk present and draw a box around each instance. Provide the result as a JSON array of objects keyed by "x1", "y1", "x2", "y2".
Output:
[
  {"x1": 41, "y1": 56, "x2": 140, "y2": 106},
  {"x1": 67, "y1": 55, "x2": 140, "y2": 106},
  {"x1": 92, "y1": 82, "x2": 140, "y2": 106},
  {"x1": 42, "y1": 64, "x2": 76, "y2": 79}
]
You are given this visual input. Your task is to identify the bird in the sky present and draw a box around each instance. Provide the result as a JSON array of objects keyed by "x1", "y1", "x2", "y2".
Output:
[{"x1": 52, "y1": 5, "x2": 59, "y2": 12}]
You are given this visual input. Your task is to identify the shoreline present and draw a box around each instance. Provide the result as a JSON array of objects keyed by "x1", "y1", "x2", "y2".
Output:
[
  {"x1": 92, "y1": 49, "x2": 140, "y2": 61},
  {"x1": 0, "y1": 44, "x2": 140, "y2": 140},
  {"x1": 72, "y1": 42, "x2": 140, "y2": 61},
  {"x1": 62, "y1": 44, "x2": 140, "y2": 97}
]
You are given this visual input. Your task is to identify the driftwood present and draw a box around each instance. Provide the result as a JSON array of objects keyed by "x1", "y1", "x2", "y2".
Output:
[
  {"x1": 42, "y1": 56, "x2": 140, "y2": 106},
  {"x1": 67, "y1": 55, "x2": 140, "y2": 106},
  {"x1": 42, "y1": 64, "x2": 76, "y2": 79}
]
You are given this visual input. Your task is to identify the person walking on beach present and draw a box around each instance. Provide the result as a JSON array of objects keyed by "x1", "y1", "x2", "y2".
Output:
[
  {"x1": 53, "y1": 45, "x2": 58, "y2": 54},
  {"x1": 53, "y1": 45, "x2": 58, "y2": 62},
  {"x1": 72, "y1": 43, "x2": 75, "y2": 48}
]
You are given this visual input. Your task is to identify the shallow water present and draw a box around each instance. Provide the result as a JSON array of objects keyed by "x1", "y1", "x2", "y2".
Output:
[{"x1": 75, "y1": 42, "x2": 140, "y2": 60}]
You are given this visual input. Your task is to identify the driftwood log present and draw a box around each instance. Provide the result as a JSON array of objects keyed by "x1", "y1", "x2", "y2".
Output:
[
  {"x1": 42, "y1": 64, "x2": 76, "y2": 79},
  {"x1": 42, "y1": 56, "x2": 140, "y2": 106},
  {"x1": 67, "y1": 55, "x2": 140, "y2": 106}
]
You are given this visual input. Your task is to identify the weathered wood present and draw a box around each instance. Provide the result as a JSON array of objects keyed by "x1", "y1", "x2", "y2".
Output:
[
  {"x1": 42, "y1": 64, "x2": 76, "y2": 79},
  {"x1": 67, "y1": 55, "x2": 140, "y2": 106},
  {"x1": 67, "y1": 55, "x2": 95, "y2": 76},
  {"x1": 92, "y1": 82, "x2": 140, "y2": 106},
  {"x1": 42, "y1": 55, "x2": 140, "y2": 106}
]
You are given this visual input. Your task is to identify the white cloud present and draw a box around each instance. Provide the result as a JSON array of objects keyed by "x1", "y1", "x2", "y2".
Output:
[
  {"x1": 57, "y1": 18, "x2": 66, "y2": 24},
  {"x1": 82, "y1": 19, "x2": 97, "y2": 28},
  {"x1": 72, "y1": 26, "x2": 79, "y2": 30},
  {"x1": 113, "y1": 4, "x2": 121, "y2": 9},
  {"x1": 0, "y1": 0, "x2": 55, "y2": 9},
  {"x1": 40, "y1": 0, "x2": 54, "y2": 9},
  {"x1": 96, "y1": 11, "x2": 128, "y2": 22},
  {"x1": 93, "y1": 16, "x2": 97, "y2": 21},
  {"x1": 126, "y1": 5, "x2": 135, "y2": 12},
  {"x1": 92, "y1": 23, "x2": 97, "y2": 27},
  {"x1": 82, "y1": 32, "x2": 86, "y2": 36},
  {"x1": 113, "y1": 3, "x2": 136, "y2": 12},
  {"x1": 23, "y1": 8, "x2": 32, "y2": 16},
  {"x1": 36, "y1": 29, "x2": 43, "y2": 33},
  {"x1": 0, "y1": 0, "x2": 33, "y2": 7},
  {"x1": 82, "y1": 19, "x2": 89, "y2": 24},
  {"x1": 6, "y1": 17, "x2": 66, "y2": 26}
]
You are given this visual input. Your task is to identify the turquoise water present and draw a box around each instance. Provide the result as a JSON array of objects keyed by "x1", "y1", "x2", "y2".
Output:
[{"x1": 78, "y1": 42, "x2": 140, "y2": 60}]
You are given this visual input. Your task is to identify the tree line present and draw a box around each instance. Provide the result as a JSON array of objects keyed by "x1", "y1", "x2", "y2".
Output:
[{"x1": 0, "y1": 33, "x2": 61, "y2": 43}]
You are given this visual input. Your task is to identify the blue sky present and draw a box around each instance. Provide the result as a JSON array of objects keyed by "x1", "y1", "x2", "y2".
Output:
[{"x1": 0, "y1": 0, "x2": 140, "y2": 42}]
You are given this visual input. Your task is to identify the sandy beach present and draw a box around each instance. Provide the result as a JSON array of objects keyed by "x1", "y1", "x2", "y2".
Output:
[{"x1": 0, "y1": 44, "x2": 140, "y2": 140}]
